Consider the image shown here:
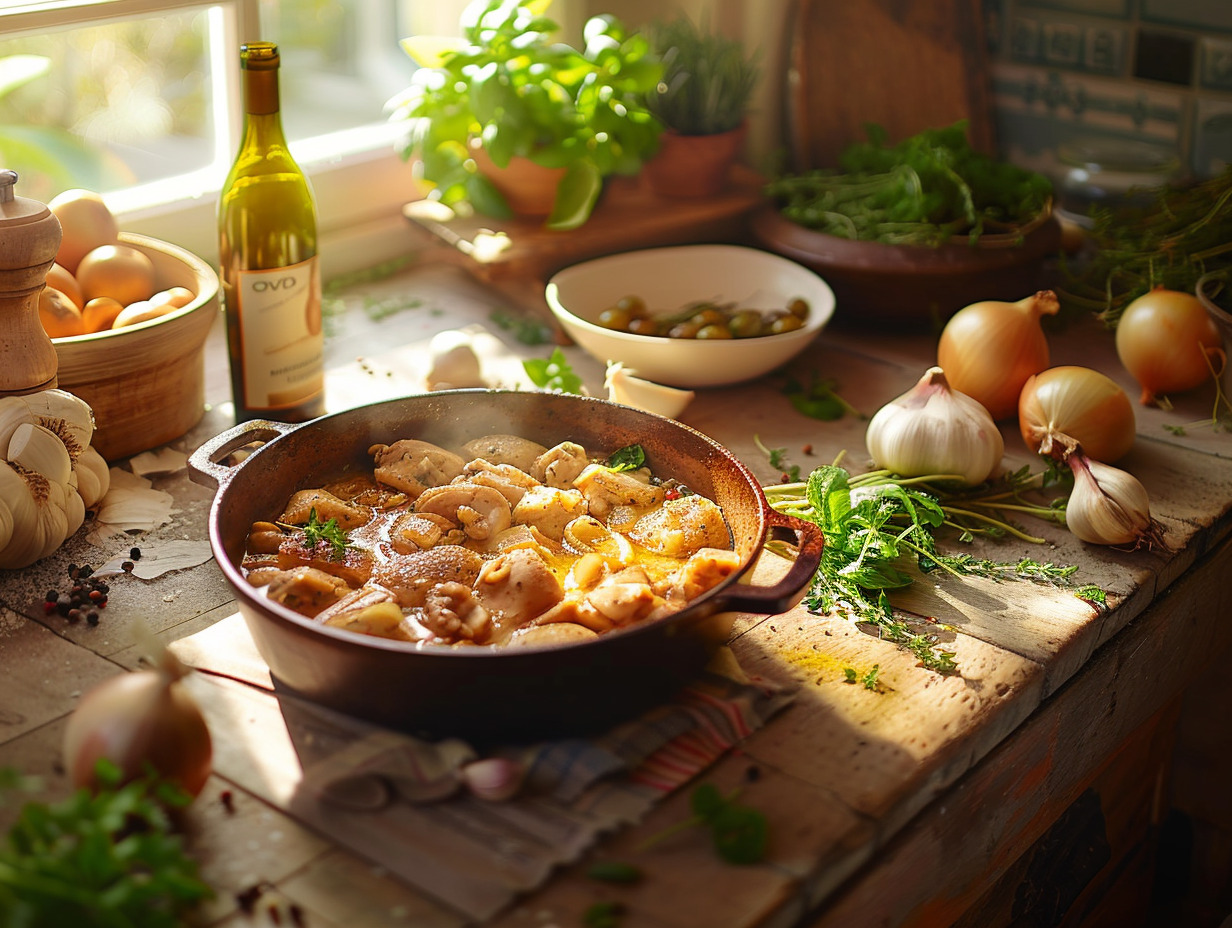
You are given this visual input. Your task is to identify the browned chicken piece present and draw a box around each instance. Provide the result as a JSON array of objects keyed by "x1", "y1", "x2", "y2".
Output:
[
  {"x1": 573, "y1": 463, "x2": 665, "y2": 518},
  {"x1": 414, "y1": 483, "x2": 512, "y2": 543},
  {"x1": 262, "y1": 565, "x2": 352, "y2": 617},
  {"x1": 315, "y1": 582, "x2": 399, "y2": 624},
  {"x1": 475, "y1": 547, "x2": 564, "y2": 631},
  {"x1": 664, "y1": 547, "x2": 742, "y2": 606},
  {"x1": 529, "y1": 597, "x2": 615, "y2": 633},
  {"x1": 532, "y1": 441, "x2": 589, "y2": 489},
  {"x1": 460, "y1": 458, "x2": 539, "y2": 505},
  {"x1": 324, "y1": 603, "x2": 419, "y2": 642},
  {"x1": 370, "y1": 439, "x2": 468, "y2": 499},
  {"x1": 511, "y1": 485, "x2": 588, "y2": 541},
  {"x1": 628, "y1": 495, "x2": 730, "y2": 558},
  {"x1": 388, "y1": 510, "x2": 457, "y2": 554},
  {"x1": 246, "y1": 520, "x2": 285, "y2": 555},
  {"x1": 276, "y1": 533, "x2": 373, "y2": 588},
  {"x1": 508, "y1": 622, "x2": 600, "y2": 648},
  {"x1": 585, "y1": 565, "x2": 664, "y2": 627},
  {"x1": 372, "y1": 544, "x2": 484, "y2": 608},
  {"x1": 491, "y1": 524, "x2": 562, "y2": 560},
  {"x1": 460, "y1": 434, "x2": 548, "y2": 472},
  {"x1": 417, "y1": 581, "x2": 493, "y2": 643},
  {"x1": 279, "y1": 488, "x2": 370, "y2": 531}
]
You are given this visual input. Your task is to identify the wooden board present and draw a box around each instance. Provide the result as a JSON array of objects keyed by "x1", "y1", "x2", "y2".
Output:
[{"x1": 785, "y1": 0, "x2": 997, "y2": 170}]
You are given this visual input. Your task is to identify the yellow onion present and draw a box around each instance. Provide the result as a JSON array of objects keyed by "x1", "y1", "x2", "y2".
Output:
[
  {"x1": 1018, "y1": 366, "x2": 1136, "y2": 464},
  {"x1": 1116, "y1": 286, "x2": 1225, "y2": 405},
  {"x1": 937, "y1": 290, "x2": 1059, "y2": 420},
  {"x1": 63, "y1": 651, "x2": 212, "y2": 798}
]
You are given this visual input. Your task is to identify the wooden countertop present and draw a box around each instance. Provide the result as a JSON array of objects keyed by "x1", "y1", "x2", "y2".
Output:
[{"x1": 1, "y1": 258, "x2": 1230, "y2": 928}]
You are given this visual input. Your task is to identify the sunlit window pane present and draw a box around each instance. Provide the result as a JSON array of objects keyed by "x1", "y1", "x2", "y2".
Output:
[{"x1": 0, "y1": 9, "x2": 213, "y2": 203}]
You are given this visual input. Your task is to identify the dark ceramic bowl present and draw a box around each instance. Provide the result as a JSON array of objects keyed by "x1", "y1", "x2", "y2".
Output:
[{"x1": 749, "y1": 204, "x2": 1063, "y2": 330}]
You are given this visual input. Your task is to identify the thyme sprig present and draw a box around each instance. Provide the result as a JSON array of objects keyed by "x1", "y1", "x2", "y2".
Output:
[{"x1": 299, "y1": 508, "x2": 350, "y2": 560}]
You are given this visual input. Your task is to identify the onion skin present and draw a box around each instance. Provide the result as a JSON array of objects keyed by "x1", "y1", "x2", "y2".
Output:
[
  {"x1": 63, "y1": 657, "x2": 212, "y2": 798},
  {"x1": 1018, "y1": 366, "x2": 1136, "y2": 464},
  {"x1": 1115, "y1": 287, "x2": 1226, "y2": 405},
  {"x1": 937, "y1": 291, "x2": 1059, "y2": 420}
]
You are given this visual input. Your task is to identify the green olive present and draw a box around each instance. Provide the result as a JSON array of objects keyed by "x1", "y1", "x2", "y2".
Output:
[
  {"x1": 667, "y1": 322, "x2": 702, "y2": 339},
  {"x1": 615, "y1": 294, "x2": 648, "y2": 318},
  {"x1": 769, "y1": 313, "x2": 805, "y2": 334},
  {"x1": 690, "y1": 308, "x2": 727, "y2": 327},
  {"x1": 728, "y1": 310, "x2": 764, "y2": 338},
  {"x1": 598, "y1": 306, "x2": 632, "y2": 331},
  {"x1": 627, "y1": 317, "x2": 660, "y2": 336},
  {"x1": 788, "y1": 298, "x2": 811, "y2": 320},
  {"x1": 696, "y1": 324, "x2": 733, "y2": 339}
]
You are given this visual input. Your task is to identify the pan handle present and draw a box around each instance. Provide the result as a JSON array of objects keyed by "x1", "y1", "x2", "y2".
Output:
[
  {"x1": 719, "y1": 509, "x2": 824, "y2": 616},
  {"x1": 187, "y1": 419, "x2": 299, "y2": 491}
]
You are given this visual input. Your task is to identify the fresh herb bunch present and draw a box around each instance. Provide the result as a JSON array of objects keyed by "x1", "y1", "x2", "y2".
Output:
[
  {"x1": 0, "y1": 760, "x2": 212, "y2": 927},
  {"x1": 1057, "y1": 165, "x2": 1232, "y2": 325},
  {"x1": 388, "y1": 0, "x2": 663, "y2": 229},
  {"x1": 644, "y1": 15, "x2": 759, "y2": 136},
  {"x1": 301, "y1": 507, "x2": 349, "y2": 559},
  {"x1": 766, "y1": 121, "x2": 1053, "y2": 246},
  {"x1": 763, "y1": 462, "x2": 1079, "y2": 672},
  {"x1": 523, "y1": 347, "x2": 584, "y2": 394}
]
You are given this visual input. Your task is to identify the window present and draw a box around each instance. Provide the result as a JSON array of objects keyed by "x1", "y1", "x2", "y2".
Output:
[{"x1": 0, "y1": 0, "x2": 471, "y2": 275}]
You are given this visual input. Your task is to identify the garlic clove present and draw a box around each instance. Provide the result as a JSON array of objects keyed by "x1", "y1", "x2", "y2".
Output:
[
  {"x1": 604, "y1": 362, "x2": 695, "y2": 418},
  {"x1": 0, "y1": 396, "x2": 33, "y2": 452},
  {"x1": 0, "y1": 462, "x2": 41, "y2": 569},
  {"x1": 1064, "y1": 452, "x2": 1163, "y2": 548},
  {"x1": 20, "y1": 388, "x2": 95, "y2": 459},
  {"x1": 0, "y1": 497, "x2": 13, "y2": 553},
  {"x1": 8, "y1": 422, "x2": 74, "y2": 486},
  {"x1": 865, "y1": 366, "x2": 1004, "y2": 486},
  {"x1": 75, "y1": 446, "x2": 111, "y2": 509}
]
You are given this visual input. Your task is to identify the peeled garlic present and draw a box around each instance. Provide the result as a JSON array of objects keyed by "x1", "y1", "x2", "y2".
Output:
[
  {"x1": 865, "y1": 366, "x2": 1004, "y2": 486},
  {"x1": 1065, "y1": 451, "x2": 1164, "y2": 548},
  {"x1": 604, "y1": 362, "x2": 695, "y2": 418}
]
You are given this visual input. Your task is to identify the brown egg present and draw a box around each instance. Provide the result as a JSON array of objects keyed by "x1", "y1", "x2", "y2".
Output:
[
  {"x1": 45, "y1": 263, "x2": 83, "y2": 309},
  {"x1": 112, "y1": 299, "x2": 175, "y2": 328},
  {"x1": 76, "y1": 244, "x2": 156, "y2": 307},
  {"x1": 82, "y1": 297, "x2": 125, "y2": 333},
  {"x1": 148, "y1": 286, "x2": 196, "y2": 309},
  {"x1": 38, "y1": 287, "x2": 86, "y2": 338},
  {"x1": 49, "y1": 189, "x2": 120, "y2": 275}
]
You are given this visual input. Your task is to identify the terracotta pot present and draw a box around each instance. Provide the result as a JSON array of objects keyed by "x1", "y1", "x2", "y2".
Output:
[
  {"x1": 188, "y1": 390, "x2": 825, "y2": 743},
  {"x1": 643, "y1": 123, "x2": 747, "y2": 198},
  {"x1": 468, "y1": 146, "x2": 566, "y2": 217}
]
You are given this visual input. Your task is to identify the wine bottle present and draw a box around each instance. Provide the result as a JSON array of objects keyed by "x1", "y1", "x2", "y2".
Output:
[{"x1": 218, "y1": 41, "x2": 325, "y2": 423}]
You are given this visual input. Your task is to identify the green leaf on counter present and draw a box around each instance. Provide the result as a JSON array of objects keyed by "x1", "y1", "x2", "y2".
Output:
[
  {"x1": 782, "y1": 374, "x2": 861, "y2": 421},
  {"x1": 523, "y1": 347, "x2": 584, "y2": 394}
]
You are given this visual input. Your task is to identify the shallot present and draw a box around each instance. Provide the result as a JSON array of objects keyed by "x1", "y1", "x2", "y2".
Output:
[
  {"x1": 1064, "y1": 450, "x2": 1164, "y2": 549},
  {"x1": 63, "y1": 650, "x2": 212, "y2": 798}
]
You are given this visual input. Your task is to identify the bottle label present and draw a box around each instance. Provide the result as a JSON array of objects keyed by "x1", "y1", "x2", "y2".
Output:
[{"x1": 234, "y1": 256, "x2": 324, "y2": 411}]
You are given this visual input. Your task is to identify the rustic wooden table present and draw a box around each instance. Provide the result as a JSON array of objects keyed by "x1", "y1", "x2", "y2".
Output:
[{"x1": 1, "y1": 258, "x2": 1230, "y2": 928}]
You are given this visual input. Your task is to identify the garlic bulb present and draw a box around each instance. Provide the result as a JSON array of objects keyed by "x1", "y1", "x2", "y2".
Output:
[
  {"x1": 0, "y1": 388, "x2": 106, "y2": 569},
  {"x1": 865, "y1": 366, "x2": 1004, "y2": 486},
  {"x1": 1065, "y1": 451, "x2": 1164, "y2": 549}
]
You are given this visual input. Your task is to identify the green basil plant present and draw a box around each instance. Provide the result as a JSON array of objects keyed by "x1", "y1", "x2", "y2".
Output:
[{"x1": 387, "y1": 0, "x2": 664, "y2": 230}]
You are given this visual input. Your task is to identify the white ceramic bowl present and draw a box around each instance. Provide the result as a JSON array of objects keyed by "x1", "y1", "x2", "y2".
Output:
[{"x1": 545, "y1": 244, "x2": 835, "y2": 388}]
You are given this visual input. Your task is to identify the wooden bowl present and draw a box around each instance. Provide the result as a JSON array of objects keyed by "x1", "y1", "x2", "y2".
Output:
[
  {"x1": 52, "y1": 233, "x2": 219, "y2": 462},
  {"x1": 749, "y1": 204, "x2": 1063, "y2": 330}
]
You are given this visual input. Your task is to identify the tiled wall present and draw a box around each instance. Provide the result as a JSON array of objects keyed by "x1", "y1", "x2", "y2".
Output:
[{"x1": 985, "y1": 0, "x2": 1232, "y2": 198}]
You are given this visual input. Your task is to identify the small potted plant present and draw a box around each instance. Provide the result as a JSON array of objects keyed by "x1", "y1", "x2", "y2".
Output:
[
  {"x1": 642, "y1": 15, "x2": 760, "y2": 197},
  {"x1": 387, "y1": 0, "x2": 664, "y2": 230}
]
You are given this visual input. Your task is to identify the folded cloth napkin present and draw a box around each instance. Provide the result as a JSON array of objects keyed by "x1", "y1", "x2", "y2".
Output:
[{"x1": 170, "y1": 614, "x2": 794, "y2": 921}]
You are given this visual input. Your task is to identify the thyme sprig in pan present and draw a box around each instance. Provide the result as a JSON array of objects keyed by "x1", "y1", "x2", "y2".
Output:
[{"x1": 762, "y1": 460, "x2": 1082, "y2": 673}]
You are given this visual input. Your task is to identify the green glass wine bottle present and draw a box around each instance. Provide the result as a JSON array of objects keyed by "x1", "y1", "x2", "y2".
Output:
[{"x1": 218, "y1": 41, "x2": 325, "y2": 423}]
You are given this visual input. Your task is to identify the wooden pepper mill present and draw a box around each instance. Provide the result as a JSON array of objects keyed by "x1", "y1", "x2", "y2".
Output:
[{"x1": 0, "y1": 169, "x2": 61, "y2": 397}]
